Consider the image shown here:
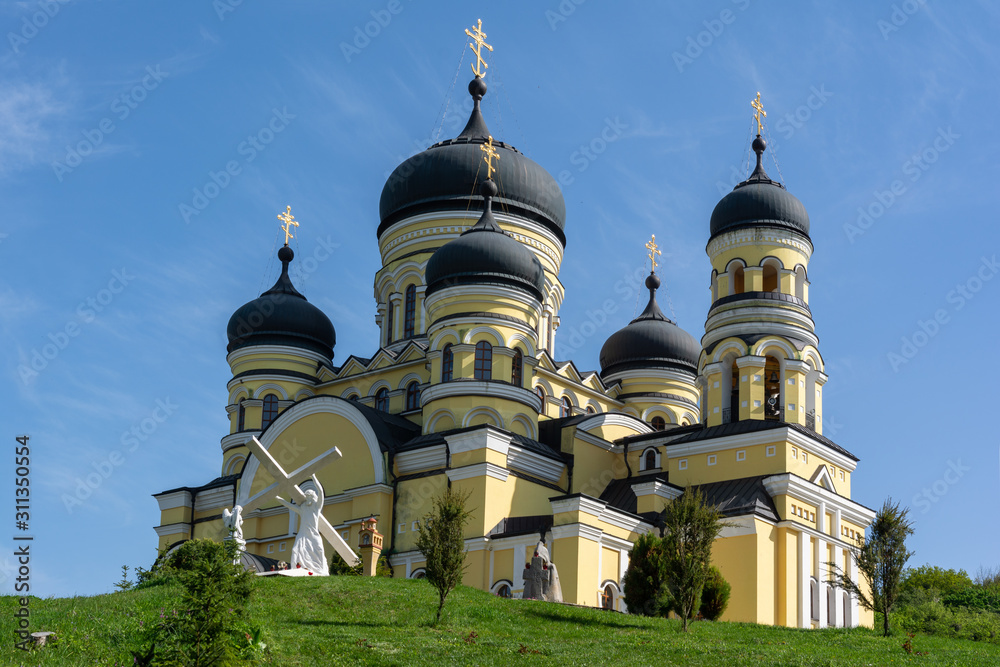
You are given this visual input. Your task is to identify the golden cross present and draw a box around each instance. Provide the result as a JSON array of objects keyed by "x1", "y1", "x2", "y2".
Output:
[
  {"x1": 645, "y1": 235, "x2": 661, "y2": 273},
  {"x1": 481, "y1": 135, "x2": 500, "y2": 179},
  {"x1": 465, "y1": 19, "x2": 493, "y2": 78},
  {"x1": 277, "y1": 205, "x2": 299, "y2": 245},
  {"x1": 751, "y1": 91, "x2": 767, "y2": 135}
]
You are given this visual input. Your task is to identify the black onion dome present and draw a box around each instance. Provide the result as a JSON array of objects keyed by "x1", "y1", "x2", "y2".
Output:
[
  {"x1": 709, "y1": 135, "x2": 810, "y2": 240},
  {"x1": 599, "y1": 274, "x2": 700, "y2": 378},
  {"x1": 425, "y1": 179, "x2": 546, "y2": 301},
  {"x1": 226, "y1": 245, "x2": 335, "y2": 359},
  {"x1": 379, "y1": 76, "x2": 566, "y2": 245}
]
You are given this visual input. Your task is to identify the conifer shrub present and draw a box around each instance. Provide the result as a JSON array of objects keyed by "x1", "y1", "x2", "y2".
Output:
[
  {"x1": 699, "y1": 565, "x2": 731, "y2": 621},
  {"x1": 622, "y1": 532, "x2": 671, "y2": 617}
]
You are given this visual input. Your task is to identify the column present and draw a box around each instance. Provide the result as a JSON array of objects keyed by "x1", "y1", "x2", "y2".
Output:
[
  {"x1": 798, "y1": 530, "x2": 810, "y2": 628},
  {"x1": 817, "y1": 537, "x2": 828, "y2": 628}
]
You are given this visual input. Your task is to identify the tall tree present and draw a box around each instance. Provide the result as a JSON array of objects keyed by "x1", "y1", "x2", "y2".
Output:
[
  {"x1": 416, "y1": 487, "x2": 473, "y2": 624},
  {"x1": 622, "y1": 532, "x2": 671, "y2": 617},
  {"x1": 830, "y1": 498, "x2": 914, "y2": 637},
  {"x1": 661, "y1": 487, "x2": 726, "y2": 631}
]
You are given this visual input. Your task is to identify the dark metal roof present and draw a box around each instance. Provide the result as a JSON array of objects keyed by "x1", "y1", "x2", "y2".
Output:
[
  {"x1": 154, "y1": 474, "x2": 239, "y2": 497},
  {"x1": 600, "y1": 274, "x2": 700, "y2": 378},
  {"x1": 660, "y1": 419, "x2": 859, "y2": 462},
  {"x1": 396, "y1": 424, "x2": 564, "y2": 462},
  {"x1": 227, "y1": 246, "x2": 335, "y2": 359},
  {"x1": 709, "y1": 135, "x2": 810, "y2": 241},
  {"x1": 379, "y1": 78, "x2": 565, "y2": 244},
  {"x1": 487, "y1": 515, "x2": 553, "y2": 540},
  {"x1": 694, "y1": 475, "x2": 780, "y2": 522},
  {"x1": 598, "y1": 472, "x2": 672, "y2": 515}
]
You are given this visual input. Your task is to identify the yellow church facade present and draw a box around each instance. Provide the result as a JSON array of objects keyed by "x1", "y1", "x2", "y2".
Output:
[{"x1": 153, "y1": 27, "x2": 874, "y2": 629}]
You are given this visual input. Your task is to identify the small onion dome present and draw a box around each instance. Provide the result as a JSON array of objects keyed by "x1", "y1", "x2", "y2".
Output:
[
  {"x1": 599, "y1": 273, "x2": 700, "y2": 378},
  {"x1": 709, "y1": 135, "x2": 810, "y2": 241},
  {"x1": 425, "y1": 179, "x2": 545, "y2": 301},
  {"x1": 379, "y1": 76, "x2": 566, "y2": 245},
  {"x1": 226, "y1": 245, "x2": 336, "y2": 359}
]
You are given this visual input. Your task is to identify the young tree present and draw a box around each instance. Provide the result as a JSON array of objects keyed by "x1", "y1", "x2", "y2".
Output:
[
  {"x1": 699, "y1": 565, "x2": 731, "y2": 621},
  {"x1": 830, "y1": 498, "x2": 914, "y2": 637},
  {"x1": 661, "y1": 487, "x2": 726, "y2": 631},
  {"x1": 622, "y1": 532, "x2": 671, "y2": 617},
  {"x1": 416, "y1": 487, "x2": 473, "y2": 624}
]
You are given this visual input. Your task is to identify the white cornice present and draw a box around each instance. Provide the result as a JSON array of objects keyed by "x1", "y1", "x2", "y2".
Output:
[
  {"x1": 573, "y1": 429, "x2": 616, "y2": 452},
  {"x1": 154, "y1": 523, "x2": 191, "y2": 537},
  {"x1": 446, "y1": 428, "x2": 513, "y2": 457},
  {"x1": 507, "y1": 444, "x2": 564, "y2": 483},
  {"x1": 155, "y1": 490, "x2": 193, "y2": 511},
  {"x1": 445, "y1": 462, "x2": 510, "y2": 482},
  {"x1": 227, "y1": 374, "x2": 315, "y2": 393},
  {"x1": 420, "y1": 380, "x2": 542, "y2": 412},
  {"x1": 396, "y1": 445, "x2": 447, "y2": 474},
  {"x1": 576, "y1": 412, "x2": 652, "y2": 436},
  {"x1": 551, "y1": 522, "x2": 604, "y2": 543},
  {"x1": 703, "y1": 316, "x2": 818, "y2": 350},
  {"x1": 763, "y1": 474, "x2": 875, "y2": 528},
  {"x1": 221, "y1": 431, "x2": 259, "y2": 453},
  {"x1": 706, "y1": 227, "x2": 813, "y2": 259},
  {"x1": 424, "y1": 283, "x2": 542, "y2": 313},
  {"x1": 550, "y1": 495, "x2": 605, "y2": 518},
  {"x1": 736, "y1": 355, "x2": 767, "y2": 368},
  {"x1": 632, "y1": 480, "x2": 682, "y2": 502},
  {"x1": 226, "y1": 344, "x2": 331, "y2": 367},
  {"x1": 193, "y1": 486, "x2": 234, "y2": 512}
]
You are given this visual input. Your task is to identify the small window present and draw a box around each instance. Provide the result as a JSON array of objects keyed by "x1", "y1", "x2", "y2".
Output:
[
  {"x1": 802, "y1": 452, "x2": 808, "y2": 464},
  {"x1": 643, "y1": 449, "x2": 657, "y2": 471},
  {"x1": 678, "y1": 459, "x2": 688, "y2": 470},
  {"x1": 236, "y1": 399, "x2": 245, "y2": 431},
  {"x1": 375, "y1": 388, "x2": 390, "y2": 412},
  {"x1": 441, "y1": 344, "x2": 454, "y2": 382},
  {"x1": 346, "y1": 393, "x2": 359, "y2": 401},
  {"x1": 707, "y1": 454, "x2": 717, "y2": 466},
  {"x1": 560, "y1": 396, "x2": 573, "y2": 418},
  {"x1": 405, "y1": 381, "x2": 420, "y2": 411},
  {"x1": 403, "y1": 284, "x2": 417, "y2": 339},
  {"x1": 535, "y1": 387, "x2": 546, "y2": 414},
  {"x1": 766, "y1": 445, "x2": 776, "y2": 457},
  {"x1": 651, "y1": 416, "x2": 666, "y2": 431},
  {"x1": 736, "y1": 450, "x2": 746, "y2": 461},
  {"x1": 474, "y1": 341, "x2": 492, "y2": 380},
  {"x1": 496, "y1": 583, "x2": 512, "y2": 598},
  {"x1": 511, "y1": 348, "x2": 523, "y2": 387},
  {"x1": 586, "y1": 405, "x2": 596, "y2": 414},
  {"x1": 261, "y1": 394, "x2": 279, "y2": 429},
  {"x1": 601, "y1": 584, "x2": 615, "y2": 610}
]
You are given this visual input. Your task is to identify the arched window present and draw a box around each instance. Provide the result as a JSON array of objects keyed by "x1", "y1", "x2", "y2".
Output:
[
  {"x1": 403, "y1": 284, "x2": 416, "y2": 339},
  {"x1": 643, "y1": 449, "x2": 657, "y2": 471},
  {"x1": 511, "y1": 348, "x2": 523, "y2": 387},
  {"x1": 261, "y1": 394, "x2": 279, "y2": 429},
  {"x1": 441, "y1": 344, "x2": 454, "y2": 382},
  {"x1": 795, "y1": 265, "x2": 808, "y2": 301},
  {"x1": 726, "y1": 358, "x2": 739, "y2": 424},
  {"x1": 586, "y1": 405, "x2": 596, "y2": 415},
  {"x1": 474, "y1": 341, "x2": 492, "y2": 380},
  {"x1": 711, "y1": 269, "x2": 718, "y2": 302},
  {"x1": 535, "y1": 386, "x2": 546, "y2": 414},
  {"x1": 345, "y1": 393, "x2": 359, "y2": 401},
  {"x1": 385, "y1": 299, "x2": 394, "y2": 344},
  {"x1": 601, "y1": 584, "x2": 615, "y2": 610},
  {"x1": 762, "y1": 259, "x2": 780, "y2": 293},
  {"x1": 560, "y1": 396, "x2": 573, "y2": 418},
  {"x1": 810, "y1": 578, "x2": 819, "y2": 621},
  {"x1": 494, "y1": 583, "x2": 512, "y2": 598},
  {"x1": 375, "y1": 388, "x2": 389, "y2": 412},
  {"x1": 764, "y1": 355, "x2": 782, "y2": 421},
  {"x1": 727, "y1": 260, "x2": 745, "y2": 295},
  {"x1": 237, "y1": 399, "x2": 245, "y2": 431},
  {"x1": 651, "y1": 416, "x2": 666, "y2": 431},
  {"x1": 405, "y1": 381, "x2": 420, "y2": 411}
]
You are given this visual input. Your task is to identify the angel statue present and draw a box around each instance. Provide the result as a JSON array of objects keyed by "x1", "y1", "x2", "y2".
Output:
[
  {"x1": 222, "y1": 505, "x2": 245, "y2": 564},
  {"x1": 275, "y1": 474, "x2": 329, "y2": 576}
]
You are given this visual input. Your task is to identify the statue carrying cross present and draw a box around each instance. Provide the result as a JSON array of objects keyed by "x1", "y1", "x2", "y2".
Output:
[
  {"x1": 645, "y1": 234, "x2": 661, "y2": 273},
  {"x1": 751, "y1": 91, "x2": 767, "y2": 136},
  {"x1": 277, "y1": 205, "x2": 299, "y2": 246},
  {"x1": 465, "y1": 19, "x2": 493, "y2": 78},
  {"x1": 481, "y1": 135, "x2": 500, "y2": 180},
  {"x1": 238, "y1": 435, "x2": 359, "y2": 573}
]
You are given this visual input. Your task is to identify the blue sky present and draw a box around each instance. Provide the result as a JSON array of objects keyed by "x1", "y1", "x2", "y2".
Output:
[{"x1": 2, "y1": 1, "x2": 998, "y2": 597}]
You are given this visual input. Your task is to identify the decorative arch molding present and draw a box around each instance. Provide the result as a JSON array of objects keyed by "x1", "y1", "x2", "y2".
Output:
[
  {"x1": 506, "y1": 333, "x2": 537, "y2": 357},
  {"x1": 577, "y1": 412, "x2": 653, "y2": 436},
  {"x1": 253, "y1": 383, "x2": 289, "y2": 400},
  {"x1": 711, "y1": 339, "x2": 747, "y2": 363},
  {"x1": 600, "y1": 579, "x2": 623, "y2": 611},
  {"x1": 409, "y1": 567, "x2": 426, "y2": 579},
  {"x1": 641, "y1": 406, "x2": 676, "y2": 424},
  {"x1": 224, "y1": 454, "x2": 246, "y2": 476},
  {"x1": 340, "y1": 386, "x2": 362, "y2": 400},
  {"x1": 426, "y1": 409, "x2": 457, "y2": 433},
  {"x1": 584, "y1": 399, "x2": 602, "y2": 414},
  {"x1": 532, "y1": 376, "x2": 555, "y2": 397},
  {"x1": 802, "y1": 348, "x2": 825, "y2": 373},
  {"x1": 680, "y1": 411, "x2": 698, "y2": 426},
  {"x1": 759, "y1": 255, "x2": 785, "y2": 269},
  {"x1": 293, "y1": 389, "x2": 315, "y2": 401},
  {"x1": 236, "y1": 395, "x2": 387, "y2": 509},
  {"x1": 463, "y1": 326, "x2": 505, "y2": 347},
  {"x1": 622, "y1": 407, "x2": 641, "y2": 418},
  {"x1": 725, "y1": 258, "x2": 747, "y2": 271},
  {"x1": 490, "y1": 579, "x2": 514, "y2": 596},
  {"x1": 375, "y1": 260, "x2": 425, "y2": 294},
  {"x1": 462, "y1": 407, "x2": 504, "y2": 429},
  {"x1": 509, "y1": 414, "x2": 537, "y2": 439},
  {"x1": 229, "y1": 386, "x2": 251, "y2": 403},
  {"x1": 396, "y1": 373, "x2": 424, "y2": 390},
  {"x1": 560, "y1": 392, "x2": 579, "y2": 408},
  {"x1": 367, "y1": 379, "x2": 393, "y2": 397},
  {"x1": 429, "y1": 328, "x2": 461, "y2": 351},
  {"x1": 753, "y1": 337, "x2": 797, "y2": 360}
]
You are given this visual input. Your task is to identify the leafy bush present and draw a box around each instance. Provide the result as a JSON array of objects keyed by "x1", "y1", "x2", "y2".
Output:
[
  {"x1": 330, "y1": 551, "x2": 393, "y2": 577},
  {"x1": 943, "y1": 586, "x2": 1000, "y2": 613},
  {"x1": 901, "y1": 564, "x2": 972, "y2": 599},
  {"x1": 622, "y1": 532, "x2": 671, "y2": 617},
  {"x1": 699, "y1": 566, "x2": 731, "y2": 621}
]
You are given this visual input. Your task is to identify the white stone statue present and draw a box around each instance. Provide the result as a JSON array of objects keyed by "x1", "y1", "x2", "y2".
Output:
[
  {"x1": 275, "y1": 474, "x2": 329, "y2": 575},
  {"x1": 523, "y1": 540, "x2": 563, "y2": 602},
  {"x1": 222, "y1": 505, "x2": 245, "y2": 564}
]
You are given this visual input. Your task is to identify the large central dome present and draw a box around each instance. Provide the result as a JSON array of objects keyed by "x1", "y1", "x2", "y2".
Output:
[{"x1": 378, "y1": 78, "x2": 566, "y2": 245}]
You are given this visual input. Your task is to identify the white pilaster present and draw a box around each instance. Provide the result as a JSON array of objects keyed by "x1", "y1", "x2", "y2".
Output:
[
  {"x1": 798, "y1": 530, "x2": 810, "y2": 628},
  {"x1": 848, "y1": 548, "x2": 860, "y2": 627},
  {"x1": 817, "y1": 537, "x2": 828, "y2": 628},
  {"x1": 833, "y1": 544, "x2": 845, "y2": 627},
  {"x1": 514, "y1": 543, "x2": 526, "y2": 596}
]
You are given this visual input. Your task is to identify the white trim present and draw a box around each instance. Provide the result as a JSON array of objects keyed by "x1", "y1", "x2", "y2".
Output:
[
  {"x1": 421, "y1": 380, "x2": 542, "y2": 412},
  {"x1": 193, "y1": 486, "x2": 234, "y2": 512},
  {"x1": 155, "y1": 490, "x2": 192, "y2": 511},
  {"x1": 227, "y1": 374, "x2": 315, "y2": 393},
  {"x1": 507, "y1": 445, "x2": 564, "y2": 483},
  {"x1": 718, "y1": 514, "x2": 758, "y2": 538},
  {"x1": 396, "y1": 445, "x2": 447, "y2": 474},
  {"x1": 445, "y1": 462, "x2": 510, "y2": 482},
  {"x1": 764, "y1": 475, "x2": 876, "y2": 530},
  {"x1": 445, "y1": 428, "x2": 512, "y2": 457},
  {"x1": 154, "y1": 523, "x2": 191, "y2": 538},
  {"x1": 226, "y1": 344, "x2": 331, "y2": 367},
  {"x1": 632, "y1": 480, "x2": 681, "y2": 502},
  {"x1": 252, "y1": 383, "x2": 290, "y2": 400},
  {"x1": 551, "y1": 522, "x2": 604, "y2": 543},
  {"x1": 576, "y1": 412, "x2": 653, "y2": 436},
  {"x1": 462, "y1": 406, "x2": 505, "y2": 429},
  {"x1": 574, "y1": 429, "x2": 616, "y2": 451}
]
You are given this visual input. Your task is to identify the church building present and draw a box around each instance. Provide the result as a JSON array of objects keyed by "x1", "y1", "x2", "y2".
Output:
[{"x1": 153, "y1": 22, "x2": 875, "y2": 628}]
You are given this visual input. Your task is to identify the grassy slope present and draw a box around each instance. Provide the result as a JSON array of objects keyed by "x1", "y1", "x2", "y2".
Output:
[{"x1": 3, "y1": 577, "x2": 1000, "y2": 666}]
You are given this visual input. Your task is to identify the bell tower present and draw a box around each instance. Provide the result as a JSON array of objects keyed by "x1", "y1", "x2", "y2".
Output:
[{"x1": 699, "y1": 94, "x2": 826, "y2": 433}]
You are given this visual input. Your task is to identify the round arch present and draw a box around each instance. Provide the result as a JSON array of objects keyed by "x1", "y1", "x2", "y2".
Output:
[
  {"x1": 463, "y1": 326, "x2": 505, "y2": 347},
  {"x1": 253, "y1": 383, "x2": 289, "y2": 400},
  {"x1": 462, "y1": 406, "x2": 504, "y2": 429}
]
